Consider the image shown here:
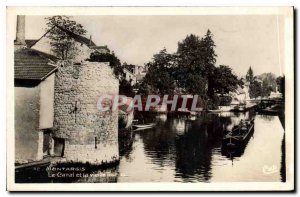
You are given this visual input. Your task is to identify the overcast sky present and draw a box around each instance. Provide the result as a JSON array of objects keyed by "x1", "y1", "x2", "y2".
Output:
[{"x1": 22, "y1": 15, "x2": 285, "y2": 77}]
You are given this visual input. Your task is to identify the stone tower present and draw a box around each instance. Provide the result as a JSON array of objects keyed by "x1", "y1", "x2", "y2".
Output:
[{"x1": 53, "y1": 61, "x2": 119, "y2": 165}]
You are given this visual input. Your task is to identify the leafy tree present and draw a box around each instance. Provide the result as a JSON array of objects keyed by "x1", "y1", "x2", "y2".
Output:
[
  {"x1": 249, "y1": 80, "x2": 262, "y2": 99},
  {"x1": 176, "y1": 30, "x2": 217, "y2": 97},
  {"x1": 261, "y1": 80, "x2": 274, "y2": 97},
  {"x1": 257, "y1": 73, "x2": 277, "y2": 97},
  {"x1": 212, "y1": 65, "x2": 241, "y2": 95},
  {"x1": 219, "y1": 96, "x2": 233, "y2": 106},
  {"x1": 45, "y1": 16, "x2": 87, "y2": 59},
  {"x1": 140, "y1": 49, "x2": 176, "y2": 95}
]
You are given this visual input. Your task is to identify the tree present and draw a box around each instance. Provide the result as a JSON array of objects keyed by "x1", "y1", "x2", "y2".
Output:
[
  {"x1": 202, "y1": 30, "x2": 218, "y2": 97},
  {"x1": 45, "y1": 16, "x2": 87, "y2": 59},
  {"x1": 119, "y1": 79, "x2": 134, "y2": 97},
  {"x1": 249, "y1": 80, "x2": 262, "y2": 99},
  {"x1": 276, "y1": 76, "x2": 285, "y2": 93},
  {"x1": 246, "y1": 66, "x2": 254, "y2": 83},
  {"x1": 175, "y1": 30, "x2": 217, "y2": 97},
  {"x1": 139, "y1": 49, "x2": 176, "y2": 95},
  {"x1": 257, "y1": 73, "x2": 277, "y2": 97},
  {"x1": 212, "y1": 65, "x2": 241, "y2": 95}
]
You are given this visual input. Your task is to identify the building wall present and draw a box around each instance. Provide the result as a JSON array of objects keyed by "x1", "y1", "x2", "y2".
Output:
[
  {"x1": 15, "y1": 85, "x2": 40, "y2": 163},
  {"x1": 32, "y1": 37, "x2": 93, "y2": 63},
  {"x1": 39, "y1": 73, "x2": 55, "y2": 129},
  {"x1": 53, "y1": 61, "x2": 119, "y2": 165}
]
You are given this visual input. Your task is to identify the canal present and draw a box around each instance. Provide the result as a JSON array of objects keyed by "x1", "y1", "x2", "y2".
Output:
[{"x1": 15, "y1": 110, "x2": 285, "y2": 183}]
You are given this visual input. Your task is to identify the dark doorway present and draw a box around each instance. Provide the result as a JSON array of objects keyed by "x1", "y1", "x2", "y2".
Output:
[{"x1": 53, "y1": 137, "x2": 65, "y2": 157}]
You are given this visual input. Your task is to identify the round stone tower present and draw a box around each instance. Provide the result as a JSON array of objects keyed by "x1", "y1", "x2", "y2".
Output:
[{"x1": 53, "y1": 61, "x2": 119, "y2": 165}]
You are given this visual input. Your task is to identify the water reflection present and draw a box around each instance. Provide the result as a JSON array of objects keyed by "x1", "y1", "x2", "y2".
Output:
[
  {"x1": 15, "y1": 110, "x2": 285, "y2": 183},
  {"x1": 118, "y1": 110, "x2": 285, "y2": 182}
]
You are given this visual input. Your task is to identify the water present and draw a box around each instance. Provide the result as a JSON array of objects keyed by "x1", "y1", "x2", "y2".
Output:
[
  {"x1": 117, "y1": 111, "x2": 285, "y2": 182},
  {"x1": 16, "y1": 110, "x2": 285, "y2": 183}
]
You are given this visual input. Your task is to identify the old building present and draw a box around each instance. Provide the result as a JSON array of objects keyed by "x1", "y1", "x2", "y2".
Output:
[
  {"x1": 14, "y1": 16, "x2": 120, "y2": 165},
  {"x1": 27, "y1": 25, "x2": 108, "y2": 63},
  {"x1": 53, "y1": 61, "x2": 119, "y2": 164},
  {"x1": 123, "y1": 67, "x2": 136, "y2": 86},
  {"x1": 14, "y1": 16, "x2": 58, "y2": 163}
]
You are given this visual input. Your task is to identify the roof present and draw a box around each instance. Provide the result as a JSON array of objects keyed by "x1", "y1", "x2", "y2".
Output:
[
  {"x1": 123, "y1": 67, "x2": 134, "y2": 75},
  {"x1": 25, "y1": 40, "x2": 39, "y2": 48},
  {"x1": 14, "y1": 48, "x2": 58, "y2": 80},
  {"x1": 14, "y1": 40, "x2": 39, "y2": 48},
  {"x1": 91, "y1": 46, "x2": 110, "y2": 51},
  {"x1": 235, "y1": 86, "x2": 245, "y2": 94},
  {"x1": 54, "y1": 25, "x2": 96, "y2": 47}
]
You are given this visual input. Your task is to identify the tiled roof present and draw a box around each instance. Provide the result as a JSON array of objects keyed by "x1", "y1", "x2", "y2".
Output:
[
  {"x1": 14, "y1": 48, "x2": 58, "y2": 80},
  {"x1": 54, "y1": 25, "x2": 96, "y2": 47}
]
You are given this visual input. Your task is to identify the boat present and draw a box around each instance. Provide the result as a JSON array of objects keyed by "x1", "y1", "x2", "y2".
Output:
[
  {"x1": 177, "y1": 108, "x2": 199, "y2": 116},
  {"x1": 208, "y1": 106, "x2": 232, "y2": 113},
  {"x1": 208, "y1": 109, "x2": 224, "y2": 113},
  {"x1": 132, "y1": 123, "x2": 155, "y2": 130},
  {"x1": 222, "y1": 118, "x2": 255, "y2": 148},
  {"x1": 231, "y1": 104, "x2": 246, "y2": 112},
  {"x1": 256, "y1": 104, "x2": 281, "y2": 115}
]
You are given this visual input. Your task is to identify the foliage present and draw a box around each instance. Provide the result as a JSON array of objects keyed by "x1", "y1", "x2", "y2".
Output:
[
  {"x1": 45, "y1": 16, "x2": 87, "y2": 60},
  {"x1": 119, "y1": 79, "x2": 134, "y2": 97},
  {"x1": 89, "y1": 51, "x2": 137, "y2": 96},
  {"x1": 219, "y1": 95, "x2": 233, "y2": 106},
  {"x1": 89, "y1": 51, "x2": 125, "y2": 79},
  {"x1": 249, "y1": 80, "x2": 262, "y2": 98},
  {"x1": 139, "y1": 30, "x2": 240, "y2": 109},
  {"x1": 176, "y1": 31, "x2": 217, "y2": 97},
  {"x1": 246, "y1": 66, "x2": 254, "y2": 83},
  {"x1": 258, "y1": 73, "x2": 277, "y2": 97},
  {"x1": 212, "y1": 65, "x2": 242, "y2": 94},
  {"x1": 276, "y1": 76, "x2": 285, "y2": 93},
  {"x1": 139, "y1": 49, "x2": 176, "y2": 95}
]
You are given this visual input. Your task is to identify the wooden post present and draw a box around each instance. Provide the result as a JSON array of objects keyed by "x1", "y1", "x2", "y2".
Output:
[
  {"x1": 36, "y1": 130, "x2": 44, "y2": 161},
  {"x1": 49, "y1": 133, "x2": 55, "y2": 156}
]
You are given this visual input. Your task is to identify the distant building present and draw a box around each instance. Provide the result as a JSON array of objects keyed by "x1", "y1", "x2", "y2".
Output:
[
  {"x1": 122, "y1": 64, "x2": 147, "y2": 85},
  {"x1": 90, "y1": 45, "x2": 110, "y2": 54},
  {"x1": 134, "y1": 65, "x2": 147, "y2": 84},
  {"x1": 123, "y1": 67, "x2": 136, "y2": 86},
  {"x1": 230, "y1": 85, "x2": 247, "y2": 105},
  {"x1": 270, "y1": 87, "x2": 283, "y2": 99}
]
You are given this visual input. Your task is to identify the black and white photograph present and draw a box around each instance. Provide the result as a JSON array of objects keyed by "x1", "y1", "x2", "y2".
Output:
[{"x1": 6, "y1": 6, "x2": 294, "y2": 191}]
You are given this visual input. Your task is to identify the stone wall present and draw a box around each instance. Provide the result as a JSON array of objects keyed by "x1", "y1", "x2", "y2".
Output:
[{"x1": 53, "y1": 61, "x2": 119, "y2": 165}]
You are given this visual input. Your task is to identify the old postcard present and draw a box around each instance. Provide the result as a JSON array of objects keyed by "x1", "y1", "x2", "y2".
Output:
[{"x1": 6, "y1": 7, "x2": 294, "y2": 191}]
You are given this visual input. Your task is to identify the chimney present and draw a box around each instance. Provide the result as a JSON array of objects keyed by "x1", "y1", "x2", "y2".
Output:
[{"x1": 15, "y1": 15, "x2": 26, "y2": 46}]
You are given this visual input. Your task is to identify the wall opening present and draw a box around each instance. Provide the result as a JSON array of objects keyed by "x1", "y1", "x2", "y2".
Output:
[
  {"x1": 95, "y1": 137, "x2": 97, "y2": 149},
  {"x1": 53, "y1": 137, "x2": 65, "y2": 157},
  {"x1": 43, "y1": 130, "x2": 51, "y2": 156}
]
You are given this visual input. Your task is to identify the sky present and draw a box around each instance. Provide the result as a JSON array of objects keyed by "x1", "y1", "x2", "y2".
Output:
[{"x1": 21, "y1": 15, "x2": 285, "y2": 77}]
